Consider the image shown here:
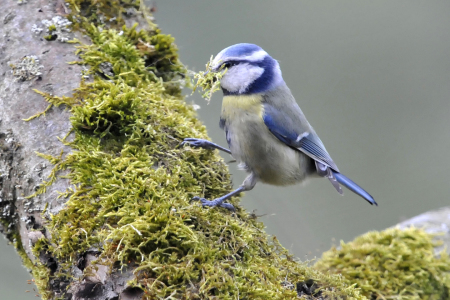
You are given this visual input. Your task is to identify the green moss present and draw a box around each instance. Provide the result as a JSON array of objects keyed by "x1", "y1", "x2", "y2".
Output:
[
  {"x1": 193, "y1": 55, "x2": 227, "y2": 103},
  {"x1": 21, "y1": 1, "x2": 367, "y2": 299},
  {"x1": 44, "y1": 34, "x2": 54, "y2": 41},
  {"x1": 315, "y1": 227, "x2": 450, "y2": 300},
  {"x1": 28, "y1": 238, "x2": 54, "y2": 300},
  {"x1": 66, "y1": 0, "x2": 142, "y2": 28}
]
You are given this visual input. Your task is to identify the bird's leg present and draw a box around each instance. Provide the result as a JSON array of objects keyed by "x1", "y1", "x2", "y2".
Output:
[
  {"x1": 181, "y1": 138, "x2": 232, "y2": 155},
  {"x1": 193, "y1": 174, "x2": 257, "y2": 211}
]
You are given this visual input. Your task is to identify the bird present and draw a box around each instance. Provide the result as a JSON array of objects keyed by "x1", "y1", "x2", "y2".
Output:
[{"x1": 183, "y1": 43, "x2": 376, "y2": 211}]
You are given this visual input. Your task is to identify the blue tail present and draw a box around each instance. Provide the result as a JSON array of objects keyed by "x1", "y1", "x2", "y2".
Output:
[{"x1": 332, "y1": 171, "x2": 377, "y2": 206}]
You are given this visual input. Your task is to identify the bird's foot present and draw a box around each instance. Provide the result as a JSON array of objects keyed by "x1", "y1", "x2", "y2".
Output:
[
  {"x1": 181, "y1": 138, "x2": 216, "y2": 150},
  {"x1": 181, "y1": 138, "x2": 232, "y2": 154},
  {"x1": 192, "y1": 196, "x2": 235, "y2": 212}
]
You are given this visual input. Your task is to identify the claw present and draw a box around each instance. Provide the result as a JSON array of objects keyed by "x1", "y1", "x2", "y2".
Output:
[
  {"x1": 182, "y1": 138, "x2": 212, "y2": 149},
  {"x1": 181, "y1": 138, "x2": 232, "y2": 155},
  {"x1": 192, "y1": 196, "x2": 235, "y2": 212},
  {"x1": 180, "y1": 138, "x2": 198, "y2": 147},
  {"x1": 218, "y1": 202, "x2": 236, "y2": 211}
]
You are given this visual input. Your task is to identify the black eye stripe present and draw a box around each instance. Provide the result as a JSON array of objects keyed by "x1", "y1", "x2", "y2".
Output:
[{"x1": 222, "y1": 61, "x2": 239, "y2": 68}]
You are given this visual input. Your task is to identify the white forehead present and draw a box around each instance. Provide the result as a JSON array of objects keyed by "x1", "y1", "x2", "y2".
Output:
[{"x1": 212, "y1": 49, "x2": 268, "y2": 68}]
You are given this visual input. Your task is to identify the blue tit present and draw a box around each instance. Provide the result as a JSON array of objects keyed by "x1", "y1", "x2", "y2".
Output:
[{"x1": 183, "y1": 43, "x2": 377, "y2": 211}]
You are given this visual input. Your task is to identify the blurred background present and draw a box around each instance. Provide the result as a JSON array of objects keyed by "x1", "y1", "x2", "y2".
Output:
[{"x1": 2, "y1": 1, "x2": 450, "y2": 298}]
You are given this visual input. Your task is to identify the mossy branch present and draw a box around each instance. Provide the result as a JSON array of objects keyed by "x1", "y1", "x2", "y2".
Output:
[{"x1": 19, "y1": 0, "x2": 367, "y2": 299}]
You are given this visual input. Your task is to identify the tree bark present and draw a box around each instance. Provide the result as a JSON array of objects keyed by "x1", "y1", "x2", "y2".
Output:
[
  {"x1": 0, "y1": 1, "x2": 150, "y2": 299},
  {"x1": 0, "y1": 0, "x2": 77, "y2": 270}
]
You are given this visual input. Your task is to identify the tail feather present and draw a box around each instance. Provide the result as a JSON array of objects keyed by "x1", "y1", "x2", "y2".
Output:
[{"x1": 331, "y1": 170, "x2": 377, "y2": 206}]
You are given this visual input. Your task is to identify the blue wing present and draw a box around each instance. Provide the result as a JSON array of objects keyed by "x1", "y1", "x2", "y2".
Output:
[
  {"x1": 263, "y1": 103, "x2": 377, "y2": 205},
  {"x1": 263, "y1": 103, "x2": 339, "y2": 172}
]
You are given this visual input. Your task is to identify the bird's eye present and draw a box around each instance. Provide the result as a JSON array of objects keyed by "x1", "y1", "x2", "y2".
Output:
[{"x1": 223, "y1": 62, "x2": 234, "y2": 69}]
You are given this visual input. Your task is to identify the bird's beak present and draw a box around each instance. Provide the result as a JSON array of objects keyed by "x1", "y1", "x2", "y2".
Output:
[{"x1": 204, "y1": 66, "x2": 219, "y2": 75}]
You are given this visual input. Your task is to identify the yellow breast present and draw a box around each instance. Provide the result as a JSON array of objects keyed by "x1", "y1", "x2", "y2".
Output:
[{"x1": 221, "y1": 94, "x2": 264, "y2": 121}]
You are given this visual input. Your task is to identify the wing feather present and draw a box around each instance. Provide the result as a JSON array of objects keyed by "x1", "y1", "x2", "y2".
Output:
[{"x1": 263, "y1": 103, "x2": 339, "y2": 172}]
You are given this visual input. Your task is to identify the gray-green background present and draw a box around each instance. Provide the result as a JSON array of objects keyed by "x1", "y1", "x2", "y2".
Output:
[{"x1": 2, "y1": 1, "x2": 450, "y2": 298}]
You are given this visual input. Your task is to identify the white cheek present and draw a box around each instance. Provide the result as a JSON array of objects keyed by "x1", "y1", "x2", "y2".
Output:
[{"x1": 220, "y1": 64, "x2": 264, "y2": 94}]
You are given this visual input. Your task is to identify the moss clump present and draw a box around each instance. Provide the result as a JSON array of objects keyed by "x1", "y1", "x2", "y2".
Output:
[
  {"x1": 67, "y1": 0, "x2": 141, "y2": 28},
  {"x1": 193, "y1": 55, "x2": 226, "y2": 103},
  {"x1": 23, "y1": 1, "x2": 367, "y2": 299},
  {"x1": 315, "y1": 227, "x2": 450, "y2": 300}
]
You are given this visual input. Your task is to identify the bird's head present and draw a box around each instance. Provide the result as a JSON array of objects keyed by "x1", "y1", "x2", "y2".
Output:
[{"x1": 211, "y1": 43, "x2": 283, "y2": 95}]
